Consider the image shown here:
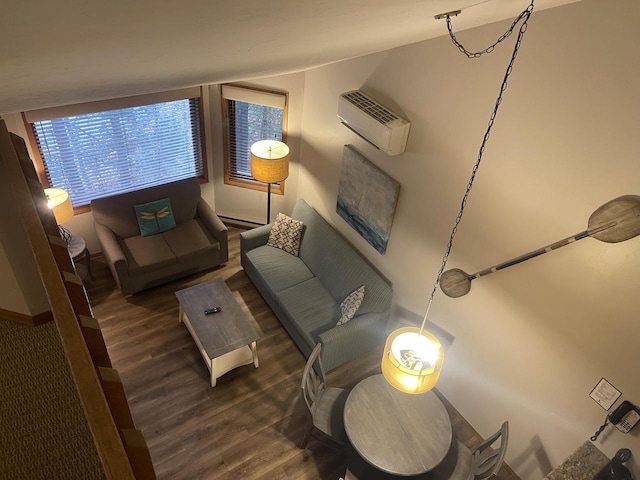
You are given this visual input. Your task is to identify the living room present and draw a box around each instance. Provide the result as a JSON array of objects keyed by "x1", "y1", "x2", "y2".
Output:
[{"x1": 1, "y1": 0, "x2": 639, "y2": 478}]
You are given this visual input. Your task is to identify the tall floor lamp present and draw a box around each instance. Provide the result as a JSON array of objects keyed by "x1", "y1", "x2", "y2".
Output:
[
  {"x1": 44, "y1": 187, "x2": 74, "y2": 243},
  {"x1": 250, "y1": 140, "x2": 290, "y2": 224}
]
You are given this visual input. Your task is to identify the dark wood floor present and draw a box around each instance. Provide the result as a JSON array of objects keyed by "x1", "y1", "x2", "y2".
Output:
[{"x1": 85, "y1": 227, "x2": 519, "y2": 480}]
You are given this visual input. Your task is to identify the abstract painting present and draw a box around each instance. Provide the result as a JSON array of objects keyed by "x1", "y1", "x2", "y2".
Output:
[{"x1": 336, "y1": 145, "x2": 400, "y2": 255}]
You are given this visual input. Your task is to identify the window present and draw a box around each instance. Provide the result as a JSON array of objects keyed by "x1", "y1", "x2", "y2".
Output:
[
  {"x1": 24, "y1": 87, "x2": 207, "y2": 209},
  {"x1": 221, "y1": 84, "x2": 288, "y2": 194}
]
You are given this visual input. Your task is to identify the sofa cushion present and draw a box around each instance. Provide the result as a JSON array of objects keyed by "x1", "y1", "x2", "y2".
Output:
[
  {"x1": 163, "y1": 219, "x2": 219, "y2": 262},
  {"x1": 245, "y1": 245, "x2": 314, "y2": 293},
  {"x1": 337, "y1": 285, "x2": 365, "y2": 326},
  {"x1": 134, "y1": 198, "x2": 177, "y2": 237},
  {"x1": 267, "y1": 212, "x2": 304, "y2": 256},
  {"x1": 275, "y1": 277, "x2": 341, "y2": 346},
  {"x1": 120, "y1": 235, "x2": 177, "y2": 275}
]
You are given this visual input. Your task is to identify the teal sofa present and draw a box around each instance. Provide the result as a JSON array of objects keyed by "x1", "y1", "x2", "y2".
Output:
[{"x1": 240, "y1": 199, "x2": 393, "y2": 371}]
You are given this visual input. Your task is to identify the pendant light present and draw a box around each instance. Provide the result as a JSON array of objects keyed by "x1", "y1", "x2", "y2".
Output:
[{"x1": 381, "y1": 0, "x2": 535, "y2": 394}]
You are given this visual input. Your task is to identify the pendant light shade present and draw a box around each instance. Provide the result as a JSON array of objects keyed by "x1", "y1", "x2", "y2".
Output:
[{"x1": 381, "y1": 327, "x2": 444, "y2": 394}]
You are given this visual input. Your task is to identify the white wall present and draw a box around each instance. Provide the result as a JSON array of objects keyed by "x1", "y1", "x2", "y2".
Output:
[{"x1": 296, "y1": 1, "x2": 640, "y2": 478}]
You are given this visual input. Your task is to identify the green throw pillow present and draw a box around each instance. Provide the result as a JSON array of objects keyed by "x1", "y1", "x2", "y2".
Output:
[{"x1": 134, "y1": 198, "x2": 176, "y2": 237}]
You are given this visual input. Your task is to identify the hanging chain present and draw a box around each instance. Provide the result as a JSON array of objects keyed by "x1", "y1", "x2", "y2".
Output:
[
  {"x1": 447, "y1": 0, "x2": 535, "y2": 58},
  {"x1": 420, "y1": 1, "x2": 535, "y2": 329}
]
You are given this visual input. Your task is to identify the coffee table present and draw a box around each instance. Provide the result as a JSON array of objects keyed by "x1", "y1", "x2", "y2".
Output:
[{"x1": 175, "y1": 278, "x2": 260, "y2": 387}]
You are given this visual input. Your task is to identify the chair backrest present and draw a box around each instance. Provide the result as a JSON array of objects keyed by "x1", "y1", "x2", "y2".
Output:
[
  {"x1": 471, "y1": 420, "x2": 509, "y2": 479},
  {"x1": 301, "y1": 343, "x2": 326, "y2": 413}
]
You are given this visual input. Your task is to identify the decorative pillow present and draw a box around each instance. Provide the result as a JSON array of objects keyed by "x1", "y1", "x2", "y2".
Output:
[
  {"x1": 267, "y1": 212, "x2": 304, "y2": 256},
  {"x1": 134, "y1": 198, "x2": 177, "y2": 237},
  {"x1": 337, "y1": 285, "x2": 365, "y2": 326}
]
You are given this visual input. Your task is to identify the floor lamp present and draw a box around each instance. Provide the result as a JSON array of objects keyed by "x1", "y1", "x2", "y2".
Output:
[
  {"x1": 250, "y1": 140, "x2": 290, "y2": 224},
  {"x1": 44, "y1": 187, "x2": 74, "y2": 243}
]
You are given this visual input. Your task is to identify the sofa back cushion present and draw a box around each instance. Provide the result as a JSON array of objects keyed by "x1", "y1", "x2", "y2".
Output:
[
  {"x1": 91, "y1": 177, "x2": 201, "y2": 239},
  {"x1": 292, "y1": 199, "x2": 392, "y2": 316}
]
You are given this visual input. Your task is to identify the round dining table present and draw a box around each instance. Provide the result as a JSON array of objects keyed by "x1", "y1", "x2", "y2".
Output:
[{"x1": 343, "y1": 374, "x2": 453, "y2": 476}]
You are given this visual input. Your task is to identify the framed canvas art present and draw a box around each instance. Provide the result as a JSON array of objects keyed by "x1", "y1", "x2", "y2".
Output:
[{"x1": 336, "y1": 145, "x2": 400, "y2": 255}]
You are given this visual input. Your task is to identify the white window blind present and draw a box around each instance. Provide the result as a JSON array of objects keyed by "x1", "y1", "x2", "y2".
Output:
[
  {"x1": 221, "y1": 85, "x2": 287, "y2": 189},
  {"x1": 27, "y1": 88, "x2": 205, "y2": 208}
]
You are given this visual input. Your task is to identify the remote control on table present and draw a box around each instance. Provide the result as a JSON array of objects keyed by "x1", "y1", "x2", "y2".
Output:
[{"x1": 204, "y1": 307, "x2": 222, "y2": 315}]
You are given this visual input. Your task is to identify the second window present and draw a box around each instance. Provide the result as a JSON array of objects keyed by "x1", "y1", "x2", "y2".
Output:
[{"x1": 221, "y1": 84, "x2": 288, "y2": 194}]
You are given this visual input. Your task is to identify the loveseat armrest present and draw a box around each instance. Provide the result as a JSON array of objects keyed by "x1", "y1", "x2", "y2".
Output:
[
  {"x1": 94, "y1": 223, "x2": 129, "y2": 293},
  {"x1": 318, "y1": 312, "x2": 387, "y2": 372},
  {"x1": 197, "y1": 198, "x2": 228, "y2": 263}
]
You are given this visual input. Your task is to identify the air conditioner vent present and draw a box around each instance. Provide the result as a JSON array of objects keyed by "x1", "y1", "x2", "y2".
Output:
[
  {"x1": 342, "y1": 91, "x2": 399, "y2": 125},
  {"x1": 337, "y1": 90, "x2": 411, "y2": 156}
]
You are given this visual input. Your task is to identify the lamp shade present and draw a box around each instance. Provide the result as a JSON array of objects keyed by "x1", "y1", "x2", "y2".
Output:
[
  {"x1": 250, "y1": 140, "x2": 290, "y2": 184},
  {"x1": 381, "y1": 326, "x2": 444, "y2": 394},
  {"x1": 44, "y1": 188, "x2": 73, "y2": 225}
]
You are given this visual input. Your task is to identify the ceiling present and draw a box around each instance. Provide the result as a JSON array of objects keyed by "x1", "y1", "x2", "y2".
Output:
[{"x1": 0, "y1": 0, "x2": 581, "y2": 114}]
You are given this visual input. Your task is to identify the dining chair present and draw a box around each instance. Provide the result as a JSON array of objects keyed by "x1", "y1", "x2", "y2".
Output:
[
  {"x1": 436, "y1": 420, "x2": 510, "y2": 480},
  {"x1": 299, "y1": 342, "x2": 349, "y2": 449},
  {"x1": 468, "y1": 420, "x2": 509, "y2": 479}
]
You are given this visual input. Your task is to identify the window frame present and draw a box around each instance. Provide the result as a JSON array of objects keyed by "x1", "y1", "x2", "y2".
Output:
[
  {"x1": 22, "y1": 87, "x2": 209, "y2": 214},
  {"x1": 221, "y1": 84, "x2": 288, "y2": 195}
]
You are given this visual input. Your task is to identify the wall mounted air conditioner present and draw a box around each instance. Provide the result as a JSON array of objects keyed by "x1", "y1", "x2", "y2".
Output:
[{"x1": 337, "y1": 90, "x2": 411, "y2": 156}]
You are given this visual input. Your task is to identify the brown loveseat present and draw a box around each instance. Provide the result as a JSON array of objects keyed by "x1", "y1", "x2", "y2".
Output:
[{"x1": 91, "y1": 177, "x2": 227, "y2": 295}]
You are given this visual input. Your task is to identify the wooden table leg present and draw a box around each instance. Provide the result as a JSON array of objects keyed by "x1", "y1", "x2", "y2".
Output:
[
  {"x1": 84, "y1": 248, "x2": 92, "y2": 278},
  {"x1": 251, "y1": 341, "x2": 259, "y2": 368},
  {"x1": 210, "y1": 358, "x2": 217, "y2": 387}
]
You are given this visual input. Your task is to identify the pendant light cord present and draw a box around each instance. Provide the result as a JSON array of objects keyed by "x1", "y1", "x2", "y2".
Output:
[{"x1": 419, "y1": 0, "x2": 535, "y2": 333}]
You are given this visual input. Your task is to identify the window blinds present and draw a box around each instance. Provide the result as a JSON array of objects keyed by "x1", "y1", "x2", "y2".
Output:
[
  {"x1": 29, "y1": 91, "x2": 204, "y2": 208},
  {"x1": 221, "y1": 85, "x2": 286, "y2": 184}
]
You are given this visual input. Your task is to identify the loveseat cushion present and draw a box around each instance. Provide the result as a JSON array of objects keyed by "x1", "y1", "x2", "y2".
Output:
[
  {"x1": 244, "y1": 245, "x2": 314, "y2": 293},
  {"x1": 163, "y1": 219, "x2": 219, "y2": 262},
  {"x1": 120, "y1": 234, "x2": 177, "y2": 275},
  {"x1": 275, "y1": 277, "x2": 341, "y2": 346}
]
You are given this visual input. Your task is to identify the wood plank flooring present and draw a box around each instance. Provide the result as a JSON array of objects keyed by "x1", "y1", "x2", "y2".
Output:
[{"x1": 85, "y1": 227, "x2": 519, "y2": 480}]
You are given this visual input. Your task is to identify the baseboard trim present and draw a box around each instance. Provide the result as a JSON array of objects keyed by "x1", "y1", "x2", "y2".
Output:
[{"x1": 0, "y1": 307, "x2": 54, "y2": 326}]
